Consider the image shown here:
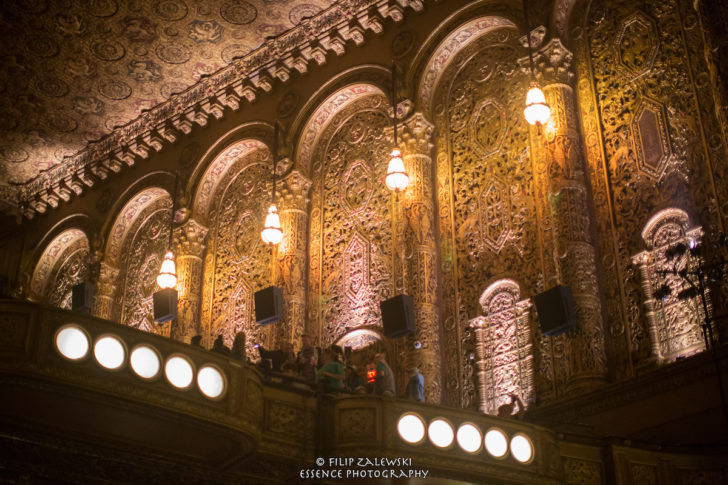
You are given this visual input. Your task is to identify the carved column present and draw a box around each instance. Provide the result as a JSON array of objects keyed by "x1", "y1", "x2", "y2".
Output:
[
  {"x1": 277, "y1": 170, "x2": 312, "y2": 348},
  {"x1": 631, "y1": 251, "x2": 663, "y2": 364},
  {"x1": 469, "y1": 317, "x2": 489, "y2": 414},
  {"x1": 172, "y1": 217, "x2": 209, "y2": 342},
  {"x1": 401, "y1": 112, "x2": 442, "y2": 403},
  {"x1": 92, "y1": 261, "x2": 119, "y2": 320},
  {"x1": 527, "y1": 39, "x2": 608, "y2": 392}
]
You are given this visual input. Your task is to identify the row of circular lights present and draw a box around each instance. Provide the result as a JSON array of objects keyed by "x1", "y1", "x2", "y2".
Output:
[
  {"x1": 397, "y1": 413, "x2": 534, "y2": 464},
  {"x1": 55, "y1": 324, "x2": 226, "y2": 399}
]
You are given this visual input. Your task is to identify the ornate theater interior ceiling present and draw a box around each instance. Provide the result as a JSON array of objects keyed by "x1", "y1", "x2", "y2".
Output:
[{"x1": 0, "y1": 0, "x2": 335, "y2": 211}]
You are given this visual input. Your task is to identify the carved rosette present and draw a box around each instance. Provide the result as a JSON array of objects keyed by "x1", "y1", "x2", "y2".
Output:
[
  {"x1": 92, "y1": 261, "x2": 120, "y2": 320},
  {"x1": 400, "y1": 112, "x2": 442, "y2": 403},
  {"x1": 277, "y1": 170, "x2": 312, "y2": 347},
  {"x1": 172, "y1": 217, "x2": 209, "y2": 341},
  {"x1": 529, "y1": 40, "x2": 608, "y2": 392}
]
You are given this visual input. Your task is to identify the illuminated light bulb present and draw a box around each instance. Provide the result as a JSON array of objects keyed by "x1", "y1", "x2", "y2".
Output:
[
  {"x1": 261, "y1": 204, "x2": 283, "y2": 245},
  {"x1": 385, "y1": 148, "x2": 409, "y2": 192},
  {"x1": 157, "y1": 251, "x2": 177, "y2": 289},
  {"x1": 524, "y1": 82, "x2": 551, "y2": 126}
]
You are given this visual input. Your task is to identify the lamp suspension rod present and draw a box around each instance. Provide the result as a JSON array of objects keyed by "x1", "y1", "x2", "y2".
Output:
[
  {"x1": 272, "y1": 122, "x2": 278, "y2": 203},
  {"x1": 523, "y1": 0, "x2": 536, "y2": 79},
  {"x1": 392, "y1": 61, "x2": 398, "y2": 146},
  {"x1": 168, "y1": 170, "x2": 179, "y2": 249}
]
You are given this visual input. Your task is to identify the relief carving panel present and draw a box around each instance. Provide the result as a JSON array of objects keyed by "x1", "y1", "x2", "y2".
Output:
[
  {"x1": 432, "y1": 26, "x2": 545, "y2": 406},
  {"x1": 204, "y1": 156, "x2": 274, "y2": 352},
  {"x1": 578, "y1": 0, "x2": 724, "y2": 373},
  {"x1": 308, "y1": 101, "x2": 395, "y2": 348}
]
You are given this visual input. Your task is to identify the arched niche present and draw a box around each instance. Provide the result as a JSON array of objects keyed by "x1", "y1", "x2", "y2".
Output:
[
  {"x1": 632, "y1": 208, "x2": 707, "y2": 364},
  {"x1": 103, "y1": 187, "x2": 172, "y2": 333},
  {"x1": 468, "y1": 279, "x2": 533, "y2": 415},
  {"x1": 299, "y1": 82, "x2": 398, "y2": 350},
  {"x1": 419, "y1": 12, "x2": 543, "y2": 407},
  {"x1": 29, "y1": 228, "x2": 90, "y2": 309},
  {"x1": 194, "y1": 137, "x2": 277, "y2": 353}
]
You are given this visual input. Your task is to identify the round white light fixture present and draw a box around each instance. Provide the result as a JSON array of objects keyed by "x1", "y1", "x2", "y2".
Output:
[
  {"x1": 94, "y1": 335, "x2": 126, "y2": 370},
  {"x1": 484, "y1": 428, "x2": 509, "y2": 458},
  {"x1": 428, "y1": 418, "x2": 454, "y2": 448},
  {"x1": 456, "y1": 423, "x2": 482, "y2": 453},
  {"x1": 55, "y1": 325, "x2": 90, "y2": 361},
  {"x1": 524, "y1": 82, "x2": 551, "y2": 126},
  {"x1": 510, "y1": 433, "x2": 534, "y2": 463},
  {"x1": 197, "y1": 365, "x2": 226, "y2": 399},
  {"x1": 397, "y1": 413, "x2": 426, "y2": 444},
  {"x1": 165, "y1": 355, "x2": 194, "y2": 389},
  {"x1": 130, "y1": 345, "x2": 161, "y2": 379}
]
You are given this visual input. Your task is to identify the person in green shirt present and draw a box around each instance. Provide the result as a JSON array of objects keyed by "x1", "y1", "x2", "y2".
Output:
[{"x1": 316, "y1": 345, "x2": 345, "y2": 393}]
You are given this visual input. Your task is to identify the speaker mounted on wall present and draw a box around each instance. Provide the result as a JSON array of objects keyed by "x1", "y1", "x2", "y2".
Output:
[
  {"x1": 254, "y1": 286, "x2": 284, "y2": 326},
  {"x1": 72, "y1": 281, "x2": 96, "y2": 313},
  {"x1": 533, "y1": 284, "x2": 577, "y2": 336},
  {"x1": 153, "y1": 288, "x2": 177, "y2": 323},
  {"x1": 380, "y1": 294, "x2": 414, "y2": 338}
]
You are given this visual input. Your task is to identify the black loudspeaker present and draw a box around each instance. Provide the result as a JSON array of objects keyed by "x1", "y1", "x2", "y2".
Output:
[
  {"x1": 72, "y1": 281, "x2": 96, "y2": 313},
  {"x1": 533, "y1": 285, "x2": 577, "y2": 336},
  {"x1": 380, "y1": 294, "x2": 414, "y2": 338},
  {"x1": 153, "y1": 288, "x2": 178, "y2": 323},
  {"x1": 254, "y1": 286, "x2": 284, "y2": 325}
]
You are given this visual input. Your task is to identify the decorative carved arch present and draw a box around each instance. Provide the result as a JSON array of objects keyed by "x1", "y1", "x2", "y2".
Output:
[
  {"x1": 413, "y1": 14, "x2": 516, "y2": 118},
  {"x1": 29, "y1": 228, "x2": 90, "y2": 308},
  {"x1": 105, "y1": 187, "x2": 172, "y2": 267},
  {"x1": 192, "y1": 138, "x2": 272, "y2": 226},
  {"x1": 294, "y1": 82, "x2": 388, "y2": 176},
  {"x1": 469, "y1": 279, "x2": 533, "y2": 415}
]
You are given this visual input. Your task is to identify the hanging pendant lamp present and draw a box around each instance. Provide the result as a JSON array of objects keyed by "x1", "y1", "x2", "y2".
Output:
[
  {"x1": 385, "y1": 62, "x2": 409, "y2": 192},
  {"x1": 522, "y1": 0, "x2": 551, "y2": 128},
  {"x1": 261, "y1": 123, "x2": 283, "y2": 245}
]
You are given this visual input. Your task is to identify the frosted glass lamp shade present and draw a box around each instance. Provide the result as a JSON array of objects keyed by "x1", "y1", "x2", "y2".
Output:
[{"x1": 524, "y1": 83, "x2": 551, "y2": 126}]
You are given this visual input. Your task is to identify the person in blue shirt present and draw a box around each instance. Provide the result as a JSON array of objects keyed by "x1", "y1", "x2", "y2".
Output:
[{"x1": 405, "y1": 365, "x2": 424, "y2": 402}]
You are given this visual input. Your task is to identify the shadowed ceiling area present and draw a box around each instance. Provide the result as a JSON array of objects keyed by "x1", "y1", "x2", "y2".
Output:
[{"x1": 0, "y1": 0, "x2": 333, "y2": 189}]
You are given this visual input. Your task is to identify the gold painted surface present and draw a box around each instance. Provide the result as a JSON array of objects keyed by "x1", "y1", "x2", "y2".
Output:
[{"x1": 433, "y1": 26, "x2": 545, "y2": 408}]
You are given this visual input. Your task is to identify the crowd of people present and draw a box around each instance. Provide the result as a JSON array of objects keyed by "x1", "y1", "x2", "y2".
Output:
[{"x1": 191, "y1": 332, "x2": 425, "y2": 401}]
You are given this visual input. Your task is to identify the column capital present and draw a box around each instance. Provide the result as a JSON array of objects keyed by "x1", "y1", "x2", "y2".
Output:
[
  {"x1": 96, "y1": 262, "x2": 119, "y2": 295},
  {"x1": 519, "y1": 38, "x2": 574, "y2": 85},
  {"x1": 400, "y1": 112, "x2": 435, "y2": 154},
  {"x1": 278, "y1": 169, "x2": 312, "y2": 211},
  {"x1": 173, "y1": 217, "x2": 209, "y2": 258}
]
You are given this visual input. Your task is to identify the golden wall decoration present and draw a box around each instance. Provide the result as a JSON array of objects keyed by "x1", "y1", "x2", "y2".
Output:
[
  {"x1": 307, "y1": 94, "x2": 399, "y2": 362},
  {"x1": 118, "y1": 208, "x2": 172, "y2": 333},
  {"x1": 572, "y1": 0, "x2": 728, "y2": 376},
  {"x1": 29, "y1": 228, "x2": 90, "y2": 309},
  {"x1": 432, "y1": 25, "x2": 545, "y2": 407},
  {"x1": 201, "y1": 147, "x2": 275, "y2": 353},
  {"x1": 632, "y1": 209, "x2": 707, "y2": 363}
]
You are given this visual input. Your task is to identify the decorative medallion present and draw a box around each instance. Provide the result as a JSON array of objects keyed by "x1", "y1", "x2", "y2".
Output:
[
  {"x1": 91, "y1": 39, "x2": 126, "y2": 61},
  {"x1": 391, "y1": 31, "x2": 414, "y2": 59},
  {"x1": 234, "y1": 210, "x2": 259, "y2": 258},
  {"x1": 35, "y1": 77, "x2": 70, "y2": 98},
  {"x1": 180, "y1": 141, "x2": 200, "y2": 168},
  {"x1": 152, "y1": 0, "x2": 188, "y2": 21},
  {"x1": 344, "y1": 232, "x2": 370, "y2": 303},
  {"x1": 469, "y1": 98, "x2": 507, "y2": 156},
  {"x1": 616, "y1": 12, "x2": 659, "y2": 77},
  {"x1": 341, "y1": 160, "x2": 372, "y2": 214},
  {"x1": 478, "y1": 179, "x2": 511, "y2": 252},
  {"x1": 276, "y1": 91, "x2": 299, "y2": 118},
  {"x1": 98, "y1": 78, "x2": 132, "y2": 100},
  {"x1": 220, "y1": 0, "x2": 257, "y2": 25},
  {"x1": 156, "y1": 43, "x2": 191, "y2": 64},
  {"x1": 88, "y1": 0, "x2": 119, "y2": 17},
  {"x1": 632, "y1": 97, "x2": 671, "y2": 179}
]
